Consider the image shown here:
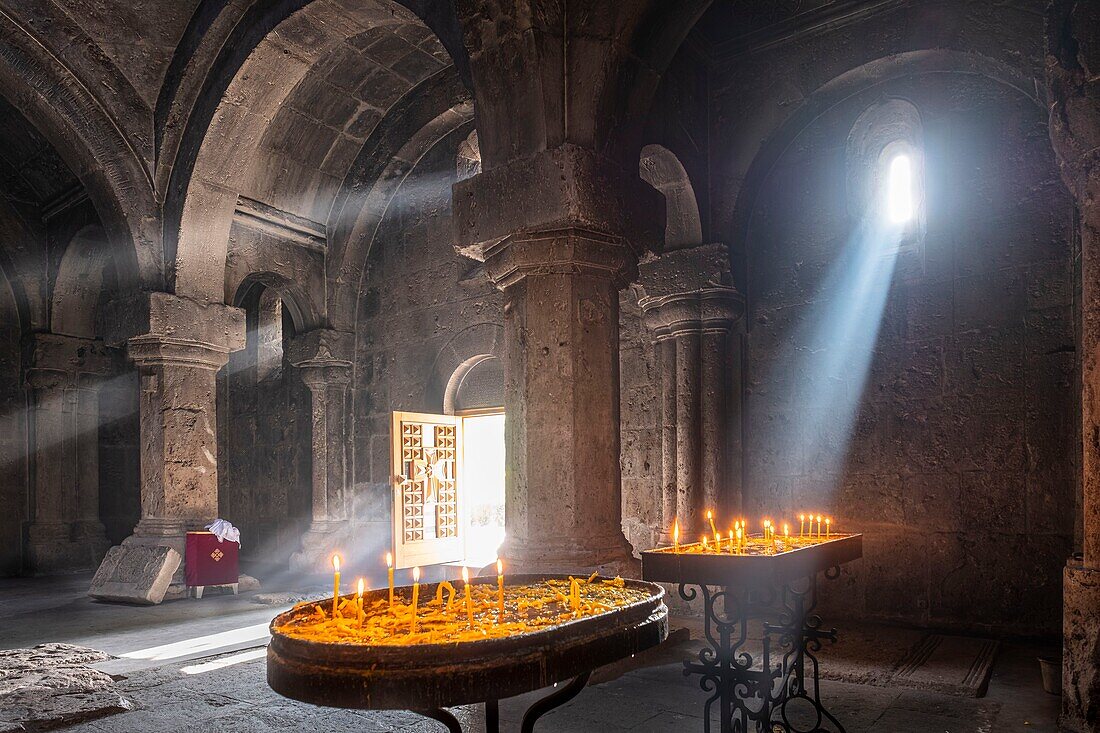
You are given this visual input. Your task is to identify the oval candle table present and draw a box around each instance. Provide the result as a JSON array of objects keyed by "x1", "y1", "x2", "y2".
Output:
[
  {"x1": 267, "y1": 574, "x2": 668, "y2": 732},
  {"x1": 641, "y1": 533, "x2": 863, "y2": 733}
]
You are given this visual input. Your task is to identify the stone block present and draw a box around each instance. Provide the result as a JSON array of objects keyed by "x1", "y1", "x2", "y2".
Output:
[
  {"x1": 1062, "y1": 563, "x2": 1100, "y2": 733},
  {"x1": 88, "y1": 545, "x2": 181, "y2": 605}
]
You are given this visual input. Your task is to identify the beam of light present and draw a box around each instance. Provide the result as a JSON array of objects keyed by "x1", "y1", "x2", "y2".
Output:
[
  {"x1": 758, "y1": 216, "x2": 904, "y2": 501},
  {"x1": 179, "y1": 647, "x2": 267, "y2": 675},
  {"x1": 886, "y1": 154, "x2": 913, "y2": 224},
  {"x1": 118, "y1": 621, "x2": 270, "y2": 661}
]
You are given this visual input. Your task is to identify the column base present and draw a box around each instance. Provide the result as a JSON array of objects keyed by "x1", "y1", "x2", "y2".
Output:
[
  {"x1": 500, "y1": 535, "x2": 639, "y2": 577},
  {"x1": 289, "y1": 521, "x2": 353, "y2": 574},
  {"x1": 1062, "y1": 561, "x2": 1100, "y2": 732},
  {"x1": 119, "y1": 517, "x2": 208, "y2": 583}
]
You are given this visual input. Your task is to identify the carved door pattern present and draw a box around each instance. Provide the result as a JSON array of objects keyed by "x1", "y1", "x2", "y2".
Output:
[{"x1": 391, "y1": 411, "x2": 463, "y2": 569}]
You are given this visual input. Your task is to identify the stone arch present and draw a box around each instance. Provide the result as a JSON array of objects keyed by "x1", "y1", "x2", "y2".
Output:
[
  {"x1": 728, "y1": 49, "x2": 1045, "y2": 268},
  {"x1": 639, "y1": 144, "x2": 703, "y2": 250},
  {"x1": 0, "y1": 9, "x2": 158, "y2": 292},
  {"x1": 51, "y1": 225, "x2": 113, "y2": 339},
  {"x1": 164, "y1": 0, "x2": 465, "y2": 304},
  {"x1": 231, "y1": 272, "x2": 319, "y2": 335},
  {"x1": 327, "y1": 73, "x2": 473, "y2": 331},
  {"x1": 426, "y1": 323, "x2": 505, "y2": 413}
]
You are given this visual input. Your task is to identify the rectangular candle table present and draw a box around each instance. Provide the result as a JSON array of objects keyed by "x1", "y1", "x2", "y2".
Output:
[{"x1": 641, "y1": 533, "x2": 863, "y2": 733}]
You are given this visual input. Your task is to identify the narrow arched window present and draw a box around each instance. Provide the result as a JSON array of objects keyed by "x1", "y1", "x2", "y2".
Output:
[{"x1": 847, "y1": 99, "x2": 926, "y2": 254}]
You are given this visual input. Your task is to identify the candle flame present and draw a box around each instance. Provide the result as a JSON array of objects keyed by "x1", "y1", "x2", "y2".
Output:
[
  {"x1": 817, "y1": 515, "x2": 823, "y2": 522},
  {"x1": 799, "y1": 514, "x2": 805, "y2": 521},
  {"x1": 461, "y1": 566, "x2": 470, "y2": 583},
  {"x1": 385, "y1": 551, "x2": 393, "y2": 568},
  {"x1": 356, "y1": 578, "x2": 365, "y2": 597},
  {"x1": 496, "y1": 559, "x2": 503, "y2": 576},
  {"x1": 673, "y1": 520, "x2": 679, "y2": 543},
  {"x1": 332, "y1": 554, "x2": 341, "y2": 572},
  {"x1": 412, "y1": 566, "x2": 421, "y2": 582},
  {"x1": 706, "y1": 510, "x2": 713, "y2": 520}
]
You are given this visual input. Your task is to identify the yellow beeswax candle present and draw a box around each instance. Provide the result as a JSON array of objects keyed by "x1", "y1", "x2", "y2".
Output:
[
  {"x1": 673, "y1": 520, "x2": 680, "y2": 553},
  {"x1": 496, "y1": 559, "x2": 504, "y2": 623},
  {"x1": 356, "y1": 578, "x2": 365, "y2": 627},
  {"x1": 799, "y1": 514, "x2": 806, "y2": 537},
  {"x1": 462, "y1": 566, "x2": 473, "y2": 627},
  {"x1": 331, "y1": 554, "x2": 341, "y2": 617},
  {"x1": 410, "y1": 566, "x2": 421, "y2": 633},
  {"x1": 826, "y1": 517, "x2": 831, "y2": 538},
  {"x1": 701, "y1": 535, "x2": 708, "y2": 551},
  {"x1": 816, "y1": 515, "x2": 823, "y2": 538},
  {"x1": 735, "y1": 526, "x2": 743, "y2": 553},
  {"x1": 386, "y1": 552, "x2": 394, "y2": 610}
]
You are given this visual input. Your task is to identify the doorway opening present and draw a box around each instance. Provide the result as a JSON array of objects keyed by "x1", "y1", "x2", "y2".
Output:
[{"x1": 458, "y1": 409, "x2": 505, "y2": 568}]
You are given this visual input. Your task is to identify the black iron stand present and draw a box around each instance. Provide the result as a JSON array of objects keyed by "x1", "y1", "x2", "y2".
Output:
[
  {"x1": 679, "y1": 566, "x2": 845, "y2": 733},
  {"x1": 418, "y1": 670, "x2": 593, "y2": 733}
]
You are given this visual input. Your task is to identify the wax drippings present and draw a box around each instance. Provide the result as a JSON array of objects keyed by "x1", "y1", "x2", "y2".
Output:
[
  {"x1": 275, "y1": 576, "x2": 649, "y2": 646},
  {"x1": 657, "y1": 532, "x2": 853, "y2": 556}
]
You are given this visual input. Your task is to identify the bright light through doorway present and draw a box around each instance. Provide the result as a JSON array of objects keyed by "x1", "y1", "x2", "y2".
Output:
[
  {"x1": 461, "y1": 412, "x2": 506, "y2": 567},
  {"x1": 886, "y1": 153, "x2": 914, "y2": 224}
]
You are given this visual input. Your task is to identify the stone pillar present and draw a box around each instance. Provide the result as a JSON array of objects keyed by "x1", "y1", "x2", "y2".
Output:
[
  {"x1": 637, "y1": 244, "x2": 744, "y2": 540},
  {"x1": 287, "y1": 329, "x2": 354, "y2": 573},
  {"x1": 24, "y1": 335, "x2": 113, "y2": 573},
  {"x1": 1047, "y1": 2, "x2": 1100, "y2": 728},
  {"x1": 454, "y1": 148, "x2": 664, "y2": 574},
  {"x1": 100, "y1": 293, "x2": 244, "y2": 579}
]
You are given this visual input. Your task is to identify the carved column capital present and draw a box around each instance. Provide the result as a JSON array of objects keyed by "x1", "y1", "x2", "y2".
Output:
[
  {"x1": 639, "y1": 288, "x2": 745, "y2": 339},
  {"x1": 288, "y1": 328, "x2": 354, "y2": 390},
  {"x1": 483, "y1": 227, "x2": 641, "y2": 290}
]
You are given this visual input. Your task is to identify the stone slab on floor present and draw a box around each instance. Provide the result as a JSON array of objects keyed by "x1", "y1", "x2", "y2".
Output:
[
  {"x1": 0, "y1": 643, "x2": 132, "y2": 731},
  {"x1": 88, "y1": 546, "x2": 181, "y2": 605}
]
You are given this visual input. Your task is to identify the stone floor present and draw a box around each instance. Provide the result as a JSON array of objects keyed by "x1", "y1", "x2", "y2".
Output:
[{"x1": 0, "y1": 573, "x2": 1063, "y2": 732}]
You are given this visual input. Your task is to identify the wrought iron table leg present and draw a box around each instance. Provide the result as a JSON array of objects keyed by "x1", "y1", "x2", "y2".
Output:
[
  {"x1": 520, "y1": 671, "x2": 592, "y2": 733},
  {"x1": 484, "y1": 699, "x2": 500, "y2": 733},
  {"x1": 417, "y1": 707, "x2": 464, "y2": 733}
]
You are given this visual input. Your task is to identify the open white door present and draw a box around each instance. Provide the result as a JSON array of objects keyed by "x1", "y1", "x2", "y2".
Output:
[{"x1": 391, "y1": 411, "x2": 464, "y2": 569}]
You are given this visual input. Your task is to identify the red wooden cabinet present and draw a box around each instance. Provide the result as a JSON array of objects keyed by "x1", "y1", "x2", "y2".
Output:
[{"x1": 185, "y1": 531, "x2": 240, "y2": 598}]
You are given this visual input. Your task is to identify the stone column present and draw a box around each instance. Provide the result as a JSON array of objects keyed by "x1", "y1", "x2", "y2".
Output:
[
  {"x1": 24, "y1": 335, "x2": 113, "y2": 573},
  {"x1": 101, "y1": 293, "x2": 244, "y2": 578},
  {"x1": 637, "y1": 244, "x2": 744, "y2": 540},
  {"x1": 72, "y1": 376, "x2": 111, "y2": 564},
  {"x1": 1047, "y1": 2, "x2": 1100, "y2": 728},
  {"x1": 454, "y1": 148, "x2": 664, "y2": 575},
  {"x1": 288, "y1": 329, "x2": 354, "y2": 572}
]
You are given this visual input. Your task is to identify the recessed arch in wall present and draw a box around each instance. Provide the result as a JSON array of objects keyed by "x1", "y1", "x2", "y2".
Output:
[
  {"x1": 639, "y1": 143, "x2": 703, "y2": 249},
  {"x1": 51, "y1": 226, "x2": 114, "y2": 339},
  {"x1": 426, "y1": 323, "x2": 505, "y2": 414}
]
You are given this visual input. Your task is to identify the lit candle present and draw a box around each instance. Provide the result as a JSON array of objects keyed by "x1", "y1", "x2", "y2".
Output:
[
  {"x1": 783, "y1": 523, "x2": 789, "y2": 540},
  {"x1": 816, "y1": 515, "x2": 823, "y2": 538},
  {"x1": 763, "y1": 519, "x2": 771, "y2": 541},
  {"x1": 356, "y1": 578, "x2": 365, "y2": 627},
  {"x1": 728, "y1": 529, "x2": 735, "y2": 552},
  {"x1": 462, "y1": 566, "x2": 473, "y2": 627},
  {"x1": 701, "y1": 535, "x2": 708, "y2": 551},
  {"x1": 735, "y1": 526, "x2": 743, "y2": 553},
  {"x1": 331, "y1": 554, "x2": 341, "y2": 617},
  {"x1": 707, "y1": 510, "x2": 718, "y2": 540},
  {"x1": 386, "y1": 552, "x2": 394, "y2": 610},
  {"x1": 799, "y1": 514, "x2": 805, "y2": 537},
  {"x1": 496, "y1": 559, "x2": 504, "y2": 623},
  {"x1": 410, "y1": 566, "x2": 421, "y2": 633},
  {"x1": 673, "y1": 520, "x2": 680, "y2": 553},
  {"x1": 826, "y1": 517, "x2": 832, "y2": 538}
]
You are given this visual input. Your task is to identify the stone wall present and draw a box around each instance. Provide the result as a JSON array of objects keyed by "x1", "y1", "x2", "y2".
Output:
[
  {"x1": 217, "y1": 294, "x2": 312, "y2": 566},
  {"x1": 737, "y1": 72, "x2": 1075, "y2": 634},
  {"x1": 0, "y1": 305, "x2": 25, "y2": 575}
]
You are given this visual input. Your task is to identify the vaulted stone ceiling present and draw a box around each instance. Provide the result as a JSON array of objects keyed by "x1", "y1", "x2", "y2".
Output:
[{"x1": 0, "y1": 95, "x2": 80, "y2": 211}]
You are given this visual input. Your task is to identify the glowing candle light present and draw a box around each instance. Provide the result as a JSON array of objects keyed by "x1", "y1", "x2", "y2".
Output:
[
  {"x1": 707, "y1": 510, "x2": 718, "y2": 540},
  {"x1": 386, "y1": 552, "x2": 394, "y2": 610},
  {"x1": 799, "y1": 514, "x2": 806, "y2": 538},
  {"x1": 783, "y1": 523, "x2": 790, "y2": 541},
  {"x1": 702, "y1": 535, "x2": 708, "y2": 551},
  {"x1": 410, "y1": 566, "x2": 421, "y2": 633},
  {"x1": 826, "y1": 517, "x2": 832, "y2": 538},
  {"x1": 331, "y1": 554, "x2": 341, "y2": 617},
  {"x1": 728, "y1": 529, "x2": 735, "y2": 552},
  {"x1": 356, "y1": 578, "x2": 365, "y2": 627},
  {"x1": 496, "y1": 559, "x2": 505, "y2": 623},
  {"x1": 462, "y1": 566, "x2": 473, "y2": 627},
  {"x1": 735, "y1": 526, "x2": 743, "y2": 553},
  {"x1": 673, "y1": 520, "x2": 680, "y2": 553},
  {"x1": 816, "y1": 515, "x2": 823, "y2": 538}
]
